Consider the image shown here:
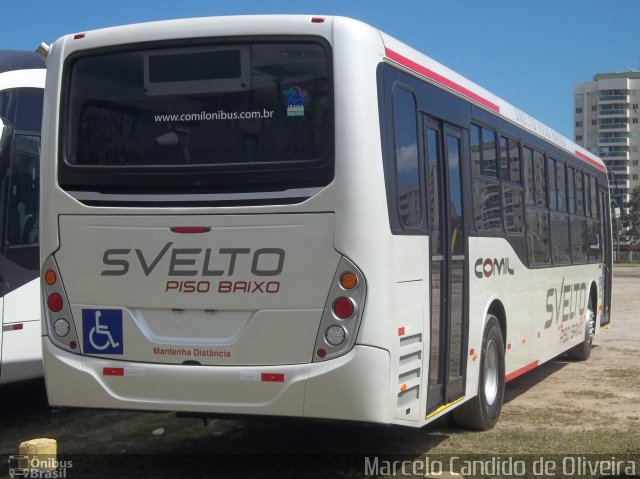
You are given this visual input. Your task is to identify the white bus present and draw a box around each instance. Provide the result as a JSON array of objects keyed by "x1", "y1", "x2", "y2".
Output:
[
  {"x1": 40, "y1": 16, "x2": 611, "y2": 429},
  {"x1": 0, "y1": 50, "x2": 45, "y2": 384}
]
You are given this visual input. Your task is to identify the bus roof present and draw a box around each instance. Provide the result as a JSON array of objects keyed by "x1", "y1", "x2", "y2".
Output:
[
  {"x1": 0, "y1": 50, "x2": 44, "y2": 74},
  {"x1": 379, "y1": 31, "x2": 606, "y2": 173}
]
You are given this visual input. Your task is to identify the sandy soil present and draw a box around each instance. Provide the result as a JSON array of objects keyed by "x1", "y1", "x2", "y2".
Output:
[{"x1": 496, "y1": 264, "x2": 640, "y2": 434}]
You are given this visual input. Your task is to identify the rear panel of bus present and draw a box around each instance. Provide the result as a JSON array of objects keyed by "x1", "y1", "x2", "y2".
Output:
[{"x1": 40, "y1": 17, "x2": 398, "y2": 424}]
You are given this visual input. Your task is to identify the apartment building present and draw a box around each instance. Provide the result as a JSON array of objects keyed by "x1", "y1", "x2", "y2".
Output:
[{"x1": 574, "y1": 71, "x2": 640, "y2": 207}]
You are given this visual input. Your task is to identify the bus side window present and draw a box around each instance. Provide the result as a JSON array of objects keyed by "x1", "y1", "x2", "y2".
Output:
[
  {"x1": 7, "y1": 134, "x2": 40, "y2": 245},
  {"x1": 392, "y1": 87, "x2": 422, "y2": 230},
  {"x1": 6, "y1": 90, "x2": 42, "y2": 247}
]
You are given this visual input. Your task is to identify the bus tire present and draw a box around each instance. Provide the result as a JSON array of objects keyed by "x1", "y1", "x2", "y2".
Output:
[
  {"x1": 568, "y1": 295, "x2": 595, "y2": 361},
  {"x1": 453, "y1": 315, "x2": 505, "y2": 431}
]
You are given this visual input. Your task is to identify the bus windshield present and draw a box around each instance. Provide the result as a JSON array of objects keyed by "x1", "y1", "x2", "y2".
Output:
[{"x1": 61, "y1": 40, "x2": 333, "y2": 194}]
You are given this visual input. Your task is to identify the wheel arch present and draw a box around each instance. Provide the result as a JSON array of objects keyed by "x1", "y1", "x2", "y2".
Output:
[
  {"x1": 589, "y1": 281, "x2": 598, "y2": 310},
  {"x1": 486, "y1": 299, "x2": 507, "y2": 346}
]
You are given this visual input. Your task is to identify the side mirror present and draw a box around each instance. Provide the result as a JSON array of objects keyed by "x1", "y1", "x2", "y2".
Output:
[{"x1": 0, "y1": 116, "x2": 13, "y2": 158}]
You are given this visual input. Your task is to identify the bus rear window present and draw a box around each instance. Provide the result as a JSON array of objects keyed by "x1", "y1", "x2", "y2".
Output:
[{"x1": 60, "y1": 39, "x2": 333, "y2": 198}]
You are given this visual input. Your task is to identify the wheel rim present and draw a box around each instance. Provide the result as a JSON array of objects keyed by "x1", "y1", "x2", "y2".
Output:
[
  {"x1": 484, "y1": 338, "x2": 499, "y2": 406},
  {"x1": 587, "y1": 299, "x2": 595, "y2": 347}
]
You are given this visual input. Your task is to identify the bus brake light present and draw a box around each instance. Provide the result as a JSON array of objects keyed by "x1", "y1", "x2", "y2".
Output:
[
  {"x1": 333, "y1": 298, "x2": 354, "y2": 319},
  {"x1": 47, "y1": 293, "x2": 64, "y2": 312}
]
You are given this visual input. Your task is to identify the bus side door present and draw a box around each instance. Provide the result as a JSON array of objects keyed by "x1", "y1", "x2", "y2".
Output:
[{"x1": 424, "y1": 118, "x2": 468, "y2": 416}]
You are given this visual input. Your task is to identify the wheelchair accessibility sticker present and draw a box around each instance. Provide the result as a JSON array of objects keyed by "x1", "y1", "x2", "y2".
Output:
[{"x1": 82, "y1": 309, "x2": 123, "y2": 354}]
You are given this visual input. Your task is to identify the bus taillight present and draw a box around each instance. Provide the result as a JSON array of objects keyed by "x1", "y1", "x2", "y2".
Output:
[
  {"x1": 339, "y1": 272, "x2": 358, "y2": 290},
  {"x1": 47, "y1": 293, "x2": 63, "y2": 312},
  {"x1": 313, "y1": 258, "x2": 366, "y2": 362},
  {"x1": 333, "y1": 297, "x2": 355, "y2": 319},
  {"x1": 44, "y1": 269, "x2": 57, "y2": 286},
  {"x1": 42, "y1": 256, "x2": 80, "y2": 353}
]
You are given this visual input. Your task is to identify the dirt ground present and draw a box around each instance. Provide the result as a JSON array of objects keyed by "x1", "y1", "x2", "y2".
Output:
[
  {"x1": 434, "y1": 263, "x2": 640, "y2": 456},
  {"x1": 1, "y1": 265, "x2": 638, "y2": 477},
  {"x1": 500, "y1": 264, "x2": 640, "y2": 437}
]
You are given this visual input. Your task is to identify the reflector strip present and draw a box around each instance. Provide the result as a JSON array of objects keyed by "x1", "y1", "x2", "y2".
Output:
[
  {"x1": 505, "y1": 360, "x2": 539, "y2": 382},
  {"x1": 398, "y1": 327, "x2": 406, "y2": 337},
  {"x1": 3, "y1": 323, "x2": 24, "y2": 332},
  {"x1": 386, "y1": 48, "x2": 500, "y2": 113},
  {"x1": 103, "y1": 367, "x2": 125, "y2": 376},
  {"x1": 261, "y1": 373, "x2": 285, "y2": 383},
  {"x1": 575, "y1": 150, "x2": 607, "y2": 172}
]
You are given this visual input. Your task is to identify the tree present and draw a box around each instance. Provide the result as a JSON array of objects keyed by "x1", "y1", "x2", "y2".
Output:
[{"x1": 620, "y1": 186, "x2": 640, "y2": 262}]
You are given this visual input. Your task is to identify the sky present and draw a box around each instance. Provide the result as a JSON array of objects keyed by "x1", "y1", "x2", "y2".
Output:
[{"x1": 3, "y1": 0, "x2": 639, "y2": 139}]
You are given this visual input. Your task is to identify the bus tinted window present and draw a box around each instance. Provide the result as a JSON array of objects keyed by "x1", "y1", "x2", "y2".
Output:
[
  {"x1": 393, "y1": 88, "x2": 421, "y2": 228},
  {"x1": 550, "y1": 212, "x2": 570, "y2": 263},
  {"x1": 533, "y1": 150, "x2": 546, "y2": 208},
  {"x1": 473, "y1": 179, "x2": 501, "y2": 231},
  {"x1": 575, "y1": 170, "x2": 585, "y2": 215},
  {"x1": 500, "y1": 137, "x2": 509, "y2": 180},
  {"x1": 523, "y1": 147, "x2": 534, "y2": 205},
  {"x1": 571, "y1": 217, "x2": 587, "y2": 262},
  {"x1": 527, "y1": 209, "x2": 550, "y2": 265},
  {"x1": 587, "y1": 219, "x2": 600, "y2": 262},
  {"x1": 500, "y1": 136, "x2": 520, "y2": 184},
  {"x1": 590, "y1": 176, "x2": 598, "y2": 217},
  {"x1": 446, "y1": 134, "x2": 465, "y2": 256},
  {"x1": 62, "y1": 41, "x2": 333, "y2": 193},
  {"x1": 567, "y1": 167, "x2": 576, "y2": 214},
  {"x1": 426, "y1": 127, "x2": 441, "y2": 250},
  {"x1": 7, "y1": 134, "x2": 40, "y2": 246},
  {"x1": 509, "y1": 139, "x2": 521, "y2": 184},
  {"x1": 556, "y1": 162, "x2": 566, "y2": 212},
  {"x1": 481, "y1": 128, "x2": 497, "y2": 177},
  {"x1": 15, "y1": 90, "x2": 44, "y2": 132},
  {"x1": 503, "y1": 187, "x2": 524, "y2": 233},
  {"x1": 470, "y1": 124, "x2": 481, "y2": 175},
  {"x1": 548, "y1": 158, "x2": 557, "y2": 210}
]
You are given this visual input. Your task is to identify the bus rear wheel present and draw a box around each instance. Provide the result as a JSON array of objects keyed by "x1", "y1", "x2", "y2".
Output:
[
  {"x1": 568, "y1": 294, "x2": 595, "y2": 361},
  {"x1": 453, "y1": 315, "x2": 505, "y2": 430}
]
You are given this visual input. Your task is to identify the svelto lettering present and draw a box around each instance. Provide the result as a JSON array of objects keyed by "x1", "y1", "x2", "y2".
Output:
[
  {"x1": 545, "y1": 278, "x2": 587, "y2": 329},
  {"x1": 101, "y1": 244, "x2": 285, "y2": 295},
  {"x1": 101, "y1": 244, "x2": 285, "y2": 277}
]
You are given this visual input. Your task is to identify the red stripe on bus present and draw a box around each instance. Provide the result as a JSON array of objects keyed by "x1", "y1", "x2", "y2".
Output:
[
  {"x1": 261, "y1": 373, "x2": 285, "y2": 383},
  {"x1": 574, "y1": 150, "x2": 607, "y2": 172},
  {"x1": 505, "y1": 360, "x2": 539, "y2": 382},
  {"x1": 103, "y1": 367, "x2": 125, "y2": 376},
  {"x1": 385, "y1": 48, "x2": 500, "y2": 113}
]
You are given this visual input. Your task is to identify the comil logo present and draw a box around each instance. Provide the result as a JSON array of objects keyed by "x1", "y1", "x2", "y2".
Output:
[{"x1": 474, "y1": 257, "x2": 515, "y2": 279}]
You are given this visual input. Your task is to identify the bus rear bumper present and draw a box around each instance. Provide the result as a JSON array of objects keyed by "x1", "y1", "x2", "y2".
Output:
[{"x1": 42, "y1": 338, "x2": 390, "y2": 423}]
